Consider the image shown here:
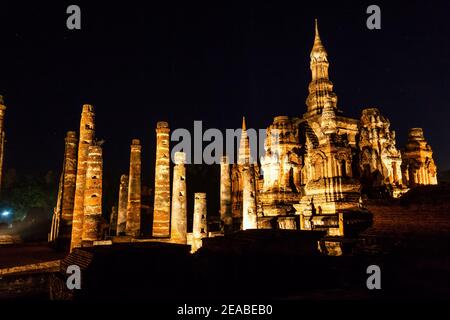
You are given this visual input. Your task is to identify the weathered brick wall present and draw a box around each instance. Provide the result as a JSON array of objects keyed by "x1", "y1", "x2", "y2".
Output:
[
  {"x1": 366, "y1": 204, "x2": 450, "y2": 237},
  {"x1": 364, "y1": 186, "x2": 450, "y2": 237}
]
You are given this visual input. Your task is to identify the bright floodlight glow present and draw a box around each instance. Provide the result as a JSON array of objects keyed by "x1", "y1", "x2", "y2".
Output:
[{"x1": 1, "y1": 211, "x2": 10, "y2": 217}]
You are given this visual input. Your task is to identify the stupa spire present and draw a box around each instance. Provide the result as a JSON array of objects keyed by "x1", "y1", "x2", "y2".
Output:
[
  {"x1": 238, "y1": 116, "x2": 251, "y2": 164},
  {"x1": 305, "y1": 19, "x2": 338, "y2": 117}
]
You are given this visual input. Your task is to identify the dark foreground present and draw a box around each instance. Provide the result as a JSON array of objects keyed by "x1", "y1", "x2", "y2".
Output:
[
  {"x1": 2, "y1": 186, "x2": 450, "y2": 301},
  {"x1": 1, "y1": 231, "x2": 450, "y2": 301}
]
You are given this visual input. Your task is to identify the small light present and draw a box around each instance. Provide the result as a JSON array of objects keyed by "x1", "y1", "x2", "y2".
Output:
[{"x1": 1, "y1": 211, "x2": 10, "y2": 217}]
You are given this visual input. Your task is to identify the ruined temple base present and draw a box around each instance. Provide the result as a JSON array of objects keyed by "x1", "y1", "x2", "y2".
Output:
[
  {"x1": 257, "y1": 215, "x2": 299, "y2": 230},
  {"x1": 298, "y1": 210, "x2": 373, "y2": 237},
  {"x1": 318, "y1": 237, "x2": 359, "y2": 256},
  {"x1": 391, "y1": 186, "x2": 410, "y2": 198},
  {"x1": 258, "y1": 191, "x2": 301, "y2": 216},
  {"x1": 201, "y1": 229, "x2": 326, "y2": 256}
]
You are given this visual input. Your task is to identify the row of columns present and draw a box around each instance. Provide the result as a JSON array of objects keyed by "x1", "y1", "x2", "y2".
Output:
[
  {"x1": 108, "y1": 125, "x2": 208, "y2": 250},
  {"x1": 113, "y1": 147, "x2": 207, "y2": 248},
  {"x1": 58, "y1": 107, "x2": 224, "y2": 252},
  {"x1": 58, "y1": 106, "x2": 258, "y2": 253}
]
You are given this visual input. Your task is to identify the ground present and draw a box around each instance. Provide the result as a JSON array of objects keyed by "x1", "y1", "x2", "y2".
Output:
[{"x1": 1, "y1": 185, "x2": 450, "y2": 300}]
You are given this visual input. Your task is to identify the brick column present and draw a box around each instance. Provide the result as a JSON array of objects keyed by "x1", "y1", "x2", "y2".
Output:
[
  {"x1": 152, "y1": 121, "x2": 171, "y2": 237},
  {"x1": 126, "y1": 139, "x2": 142, "y2": 237},
  {"x1": 70, "y1": 104, "x2": 95, "y2": 251},
  {"x1": 170, "y1": 152, "x2": 187, "y2": 244},
  {"x1": 81, "y1": 145, "x2": 103, "y2": 243}
]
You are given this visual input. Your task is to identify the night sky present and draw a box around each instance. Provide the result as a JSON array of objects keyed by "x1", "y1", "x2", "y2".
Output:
[{"x1": 1, "y1": 0, "x2": 450, "y2": 185}]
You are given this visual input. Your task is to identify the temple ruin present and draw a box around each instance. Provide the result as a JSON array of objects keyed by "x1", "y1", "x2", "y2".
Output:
[
  {"x1": 401, "y1": 128, "x2": 438, "y2": 186},
  {"x1": 224, "y1": 20, "x2": 437, "y2": 240},
  {"x1": 49, "y1": 20, "x2": 439, "y2": 256},
  {"x1": 359, "y1": 108, "x2": 405, "y2": 196}
]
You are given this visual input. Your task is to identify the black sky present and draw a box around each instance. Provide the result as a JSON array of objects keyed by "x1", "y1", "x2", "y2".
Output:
[{"x1": 1, "y1": 0, "x2": 449, "y2": 185}]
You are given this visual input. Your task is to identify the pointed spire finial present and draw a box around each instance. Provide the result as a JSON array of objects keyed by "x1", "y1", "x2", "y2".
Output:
[
  {"x1": 313, "y1": 18, "x2": 323, "y2": 48},
  {"x1": 315, "y1": 18, "x2": 319, "y2": 40},
  {"x1": 238, "y1": 116, "x2": 251, "y2": 164},
  {"x1": 306, "y1": 19, "x2": 336, "y2": 116},
  {"x1": 310, "y1": 18, "x2": 327, "y2": 61}
]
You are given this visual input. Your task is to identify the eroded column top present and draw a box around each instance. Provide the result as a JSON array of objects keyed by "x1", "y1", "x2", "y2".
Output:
[
  {"x1": 157, "y1": 121, "x2": 169, "y2": 129},
  {"x1": 120, "y1": 174, "x2": 129, "y2": 183},
  {"x1": 66, "y1": 131, "x2": 77, "y2": 139},
  {"x1": 220, "y1": 155, "x2": 230, "y2": 164},
  {"x1": 82, "y1": 104, "x2": 94, "y2": 113},
  {"x1": 174, "y1": 151, "x2": 186, "y2": 165},
  {"x1": 195, "y1": 193, "x2": 207, "y2": 199}
]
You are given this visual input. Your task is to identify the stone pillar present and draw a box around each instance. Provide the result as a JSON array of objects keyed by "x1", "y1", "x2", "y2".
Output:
[
  {"x1": 242, "y1": 165, "x2": 257, "y2": 230},
  {"x1": 49, "y1": 174, "x2": 63, "y2": 242},
  {"x1": 170, "y1": 152, "x2": 187, "y2": 244},
  {"x1": 0, "y1": 96, "x2": 6, "y2": 193},
  {"x1": 81, "y1": 145, "x2": 103, "y2": 243},
  {"x1": 71, "y1": 104, "x2": 95, "y2": 251},
  {"x1": 152, "y1": 121, "x2": 171, "y2": 237},
  {"x1": 116, "y1": 174, "x2": 129, "y2": 235},
  {"x1": 126, "y1": 139, "x2": 142, "y2": 237},
  {"x1": 49, "y1": 207, "x2": 60, "y2": 242},
  {"x1": 109, "y1": 206, "x2": 118, "y2": 236},
  {"x1": 192, "y1": 193, "x2": 207, "y2": 252},
  {"x1": 59, "y1": 131, "x2": 78, "y2": 241},
  {"x1": 220, "y1": 156, "x2": 232, "y2": 234}
]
